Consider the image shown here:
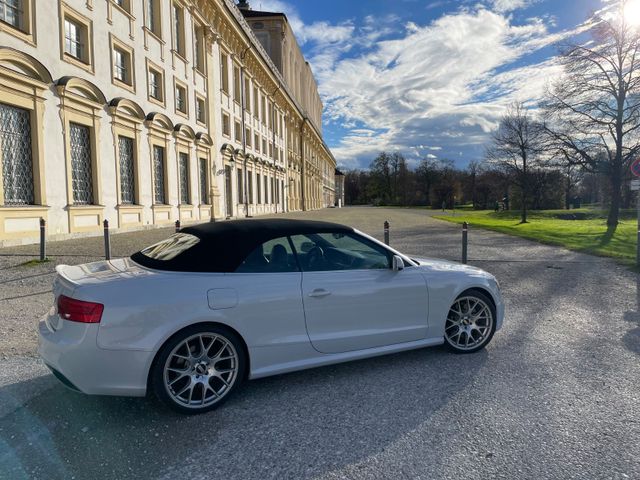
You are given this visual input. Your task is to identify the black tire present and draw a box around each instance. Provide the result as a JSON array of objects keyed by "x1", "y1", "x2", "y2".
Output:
[
  {"x1": 150, "y1": 324, "x2": 247, "y2": 414},
  {"x1": 444, "y1": 290, "x2": 497, "y2": 354}
]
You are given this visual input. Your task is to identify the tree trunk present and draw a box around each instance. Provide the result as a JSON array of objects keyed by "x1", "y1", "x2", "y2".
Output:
[
  {"x1": 607, "y1": 164, "x2": 621, "y2": 228},
  {"x1": 471, "y1": 173, "x2": 477, "y2": 209},
  {"x1": 521, "y1": 154, "x2": 528, "y2": 223},
  {"x1": 610, "y1": 73, "x2": 625, "y2": 229}
]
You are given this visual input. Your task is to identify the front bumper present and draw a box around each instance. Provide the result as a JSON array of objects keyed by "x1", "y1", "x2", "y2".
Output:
[{"x1": 38, "y1": 315, "x2": 152, "y2": 397}]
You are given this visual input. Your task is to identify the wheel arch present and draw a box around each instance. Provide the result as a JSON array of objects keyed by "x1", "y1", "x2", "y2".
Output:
[
  {"x1": 456, "y1": 287, "x2": 497, "y2": 313},
  {"x1": 146, "y1": 321, "x2": 251, "y2": 393}
]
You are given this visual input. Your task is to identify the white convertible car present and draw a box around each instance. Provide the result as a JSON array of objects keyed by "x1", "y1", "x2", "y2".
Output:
[{"x1": 39, "y1": 219, "x2": 504, "y2": 414}]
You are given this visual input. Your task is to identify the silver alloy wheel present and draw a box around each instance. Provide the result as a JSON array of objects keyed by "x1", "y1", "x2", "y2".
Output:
[
  {"x1": 445, "y1": 296, "x2": 494, "y2": 351},
  {"x1": 163, "y1": 333, "x2": 239, "y2": 409}
]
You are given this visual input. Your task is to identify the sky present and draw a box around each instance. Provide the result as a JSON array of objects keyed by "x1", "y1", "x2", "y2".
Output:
[{"x1": 251, "y1": 0, "x2": 607, "y2": 170}]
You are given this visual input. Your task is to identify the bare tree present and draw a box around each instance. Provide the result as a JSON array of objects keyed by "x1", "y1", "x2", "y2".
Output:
[
  {"x1": 539, "y1": 148, "x2": 584, "y2": 209},
  {"x1": 543, "y1": 4, "x2": 640, "y2": 228},
  {"x1": 416, "y1": 156, "x2": 440, "y2": 206},
  {"x1": 562, "y1": 162, "x2": 583, "y2": 209},
  {"x1": 486, "y1": 102, "x2": 544, "y2": 223},
  {"x1": 467, "y1": 160, "x2": 482, "y2": 209}
]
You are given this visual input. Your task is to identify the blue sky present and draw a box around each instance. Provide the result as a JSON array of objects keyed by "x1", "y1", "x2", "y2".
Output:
[{"x1": 253, "y1": 0, "x2": 606, "y2": 170}]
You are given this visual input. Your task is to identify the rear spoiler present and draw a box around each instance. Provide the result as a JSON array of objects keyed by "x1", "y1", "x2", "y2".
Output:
[{"x1": 53, "y1": 264, "x2": 78, "y2": 297}]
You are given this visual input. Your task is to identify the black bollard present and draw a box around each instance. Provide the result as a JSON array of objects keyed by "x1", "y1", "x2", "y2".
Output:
[
  {"x1": 103, "y1": 219, "x2": 111, "y2": 261},
  {"x1": 462, "y1": 222, "x2": 468, "y2": 264},
  {"x1": 39, "y1": 218, "x2": 46, "y2": 261},
  {"x1": 384, "y1": 220, "x2": 390, "y2": 246}
]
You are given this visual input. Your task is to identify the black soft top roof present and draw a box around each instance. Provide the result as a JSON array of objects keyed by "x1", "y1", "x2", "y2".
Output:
[{"x1": 131, "y1": 219, "x2": 354, "y2": 273}]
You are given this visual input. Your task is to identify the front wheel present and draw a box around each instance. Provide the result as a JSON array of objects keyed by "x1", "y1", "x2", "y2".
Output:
[
  {"x1": 444, "y1": 291, "x2": 496, "y2": 354},
  {"x1": 150, "y1": 324, "x2": 246, "y2": 414}
]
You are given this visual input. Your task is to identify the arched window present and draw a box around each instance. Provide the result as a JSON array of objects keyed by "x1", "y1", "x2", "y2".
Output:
[
  {"x1": 145, "y1": 112, "x2": 174, "y2": 225},
  {"x1": 195, "y1": 132, "x2": 214, "y2": 220},
  {"x1": 108, "y1": 98, "x2": 145, "y2": 229},
  {"x1": 0, "y1": 48, "x2": 51, "y2": 240},
  {"x1": 173, "y1": 124, "x2": 196, "y2": 222}
]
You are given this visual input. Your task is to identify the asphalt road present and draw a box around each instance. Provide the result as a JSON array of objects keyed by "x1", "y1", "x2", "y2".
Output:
[{"x1": 1, "y1": 207, "x2": 639, "y2": 479}]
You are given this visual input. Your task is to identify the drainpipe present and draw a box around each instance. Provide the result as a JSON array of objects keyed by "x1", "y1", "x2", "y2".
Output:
[
  {"x1": 239, "y1": 45, "x2": 251, "y2": 217},
  {"x1": 300, "y1": 117, "x2": 307, "y2": 211},
  {"x1": 269, "y1": 82, "x2": 281, "y2": 211}
]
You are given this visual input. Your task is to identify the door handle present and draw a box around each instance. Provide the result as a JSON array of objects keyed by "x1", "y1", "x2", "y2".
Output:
[{"x1": 308, "y1": 288, "x2": 331, "y2": 298}]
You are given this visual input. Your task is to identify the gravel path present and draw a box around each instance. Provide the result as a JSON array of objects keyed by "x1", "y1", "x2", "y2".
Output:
[{"x1": 0, "y1": 207, "x2": 638, "y2": 479}]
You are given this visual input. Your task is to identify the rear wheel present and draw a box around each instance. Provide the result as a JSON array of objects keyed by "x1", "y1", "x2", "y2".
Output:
[
  {"x1": 151, "y1": 324, "x2": 246, "y2": 414},
  {"x1": 444, "y1": 291, "x2": 496, "y2": 354}
]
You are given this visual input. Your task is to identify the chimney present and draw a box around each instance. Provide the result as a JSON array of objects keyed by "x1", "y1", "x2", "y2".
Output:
[{"x1": 237, "y1": 0, "x2": 251, "y2": 10}]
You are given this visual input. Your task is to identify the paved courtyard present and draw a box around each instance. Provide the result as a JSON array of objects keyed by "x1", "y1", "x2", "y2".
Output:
[{"x1": 0, "y1": 207, "x2": 638, "y2": 479}]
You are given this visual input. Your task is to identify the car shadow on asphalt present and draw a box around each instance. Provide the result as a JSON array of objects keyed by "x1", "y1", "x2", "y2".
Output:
[{"x1": 0, "y1": 346, "x2": 489, "y2": 480}]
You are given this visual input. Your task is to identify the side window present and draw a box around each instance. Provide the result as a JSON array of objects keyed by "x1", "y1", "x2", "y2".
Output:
[
  {"x1": 235, "y1": 237, "x2": 298, "y2": 273},
  {"x1": 290, "y1": 232, "x2": 391, "y2": 272}
]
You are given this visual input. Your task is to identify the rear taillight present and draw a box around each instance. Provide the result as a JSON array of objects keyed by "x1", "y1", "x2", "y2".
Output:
[{"x1": 57, "y1": 295, "x2": 104, "y2": 323}]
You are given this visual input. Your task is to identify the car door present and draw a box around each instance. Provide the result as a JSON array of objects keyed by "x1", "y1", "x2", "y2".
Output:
[
  {"x1": 223, "y1": 236, "x2": 307, "y2": 353},
  {"x1": 291, "y1": 231, "x2": 429, "y2": 354}
]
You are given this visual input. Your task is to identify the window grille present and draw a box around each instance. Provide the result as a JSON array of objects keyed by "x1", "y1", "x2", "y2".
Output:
[
  {"x1": 153, "y1": 145, "x2": 165, "y2": 203},
  {"x1": 118, "y1": 136, "x2": 135, "y2": 204},
  {"x1": 69, "y1": 123, "x2": 93, "y2": 205},
  {"x1": 179, "y1": 152, "x2": 189, "y2": 204},
  {"x1": 264, "y1": 176, "x2": 268, "y2": 203},
  {"x1": 0, "y1": 103, "x2": 34, "y2": 205},
  {"x1": 256, "y1": 173, "x2": 261, "y2": 204},
  {"x1": 199, "y1": 158, "x2": 207, "y2": 204},
  {"x1": 237, "y1": 169, "x2": 243, "y2": 204}
]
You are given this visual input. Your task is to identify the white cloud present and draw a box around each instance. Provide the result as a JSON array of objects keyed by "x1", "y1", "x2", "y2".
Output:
[
  {"x1": 406, "y1": 21, "x2": 420, "y2": 33},
  {"x1": 491, "y1": 0, "x2": 535, "y2": 13},
  {"x1": 302, "y1": 21, "x2": 354, "y2": 44},
  {"x1": 308, "y1": 7, "x2": 585, "y2": 168},
  {"x1": 248, "y1": 0, "x2": 584, "y2": 169}
]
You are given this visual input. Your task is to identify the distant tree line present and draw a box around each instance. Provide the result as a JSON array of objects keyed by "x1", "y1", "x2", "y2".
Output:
[{"x1": 343, "y1": 152, "x2": 625, "y2": 211}]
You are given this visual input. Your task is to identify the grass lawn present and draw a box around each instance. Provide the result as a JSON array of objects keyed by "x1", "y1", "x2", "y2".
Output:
[{"x1": 434, "y1": 208, "x2": 636, "y2": 264}]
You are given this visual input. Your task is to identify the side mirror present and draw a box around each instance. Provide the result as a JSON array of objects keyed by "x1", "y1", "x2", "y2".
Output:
[{"x1": 392, "y1": 255, "x2": 405, "y2": 272}]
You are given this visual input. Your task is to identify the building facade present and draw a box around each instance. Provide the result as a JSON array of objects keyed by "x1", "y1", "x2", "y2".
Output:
[{"x1": 0, "y1": 0, "x2": 336, "y2": 244}]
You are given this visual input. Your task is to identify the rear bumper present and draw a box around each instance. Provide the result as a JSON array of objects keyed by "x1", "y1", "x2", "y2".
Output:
[{"x1": 38, "y1": 317, "x2": 152, "y2": 397}]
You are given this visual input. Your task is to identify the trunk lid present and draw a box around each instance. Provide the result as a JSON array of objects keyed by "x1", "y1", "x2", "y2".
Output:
[{"x1": 55, "y1": 258, "x2": 154, "y2": 290}]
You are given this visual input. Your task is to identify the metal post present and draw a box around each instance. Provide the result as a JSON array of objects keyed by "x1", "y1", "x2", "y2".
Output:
[
  {"x1": 175, "y1": 220, "x2": 181, "y2": 233},
  {"x1": 39, "y1": 218, "x2": 46, "y2": 261},
  {"x1": 103, "y1": 219, "x2": 111, "y2": 261},
  {"x1": 462, "y1": 222, "x2": 468, "y2": 264},
  {"x1": 384, "y1": 220, "x2": 390, "y2": 246}
]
